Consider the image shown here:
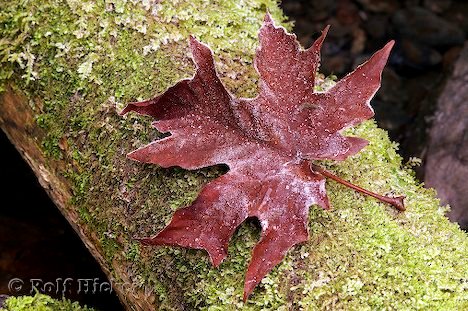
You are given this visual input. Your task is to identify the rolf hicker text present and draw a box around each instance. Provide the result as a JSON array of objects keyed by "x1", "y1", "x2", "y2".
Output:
[{"x1": 8, "y1": 278, "x2": 113, "y2": 295}]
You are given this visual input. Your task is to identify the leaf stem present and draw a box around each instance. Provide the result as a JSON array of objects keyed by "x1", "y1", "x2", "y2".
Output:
[{"x1": 309, "y1": 163, "x2": 405, "y2": 211}]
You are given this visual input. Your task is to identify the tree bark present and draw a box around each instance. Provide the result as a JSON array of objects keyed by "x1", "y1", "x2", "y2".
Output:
[{"x1": 1, "y1": 1, "x2": 467, "y2": 310}]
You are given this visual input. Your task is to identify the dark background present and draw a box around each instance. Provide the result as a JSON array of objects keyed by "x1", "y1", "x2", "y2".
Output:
[
  {"x1": 282, "y1": 0, "x2": 467, "y2": 172},
  {"x1": 1, "y1": 0, "x2": 466, "y2": 310},
  {"x1": 0, "y1": 130, "x2": 123, "y2": 310}
]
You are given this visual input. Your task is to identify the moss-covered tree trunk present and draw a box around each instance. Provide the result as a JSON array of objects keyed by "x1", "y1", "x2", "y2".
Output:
[{"x1": 1, "y1": 1, "x2": 467, "y2": 310}]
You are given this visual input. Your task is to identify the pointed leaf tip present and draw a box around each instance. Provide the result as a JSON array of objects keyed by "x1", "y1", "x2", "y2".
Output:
[
  {"x1": 119, "y1": 99, "x2": 148, "y2": 116},
  {"x1": 376, "y1": 40, "x2": 395, "y2": 63},
  {"x1": 386, "y1": 40, "x2": 395, "y2": 50},
  {"x1": 119, "y1": 105, "x2": 130, "y2": 116},
  {"x1": 263, "y1": 12, "x2": 273, "y2": 24},
  {"x1": 321, "y1": 25, "x2": 330, "y2": 40},
  {"x1": 135, "y1": 237, "x2": 155, "y2": 245},
  {"x1": 188, "y1": 34, "x2": 196, "y2": 45},
  {"x1": 319, "y1": 25, "x2": 331, "y2": 39},
  {"x1": 189, "y1": 35, "x2": 200, "y2": 52},
  {"x1": 188, "y1": 35, "x2": 215, "y2": 69},
  {"x1": 244, "y1": 278, "x2": 259, "y2": 302},
  {"x1": 310, "y1": 25, "x2": 330, "y2": 52},
  {"x1": 127, "y1": 148, "x2": 147, "y2": 163},
  {"x1": 243, "y1": 290, "x2": 249, "y2": 302}
]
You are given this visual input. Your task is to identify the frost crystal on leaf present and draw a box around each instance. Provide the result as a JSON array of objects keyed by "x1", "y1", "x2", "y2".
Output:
[{"x1": 121, "y1": 13, "x2": 394, "y2": 300}]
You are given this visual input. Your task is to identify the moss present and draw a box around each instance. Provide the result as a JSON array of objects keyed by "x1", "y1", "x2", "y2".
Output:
[
  {"x1": 125, "y1": 242, "x2": 141, "y2": 261},
  {"x1": 0, "y1": 293, "x2": 95, "y2": 311},
  {"x1": 1, "y1": 0, "x2": 467, "y2": 310},
  {"x1": 100, "y1": 235, "x2": 122, "y2": 262}
]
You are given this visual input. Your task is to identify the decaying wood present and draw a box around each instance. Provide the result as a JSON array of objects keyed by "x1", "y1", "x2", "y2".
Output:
[{"x1": 0, "y1": 89, "x2": 152, "y2": 310}]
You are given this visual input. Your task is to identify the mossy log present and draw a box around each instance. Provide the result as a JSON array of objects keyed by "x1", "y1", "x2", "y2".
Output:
[{"x1": 0, "y1": 1, "x2": 467, "y2": 310}]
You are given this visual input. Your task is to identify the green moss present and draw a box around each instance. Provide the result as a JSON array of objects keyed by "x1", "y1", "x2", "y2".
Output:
[
  {"x1": 100, "y1": 236, "x2": 121, "y2": 262},
  {"x1": 1, "y1": 293, "x2": 95, "y2": 311},
  {"x1": 1, "y1": 0, "x2": 467, "y2": 310},
  {"x1": 125, "y1": 242, "x2": 141, "y2": 261}
]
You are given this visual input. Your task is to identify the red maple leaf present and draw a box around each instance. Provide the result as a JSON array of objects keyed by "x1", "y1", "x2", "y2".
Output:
[{"x1": 122, "y1": 14, "x2": 402, "y2": 300}]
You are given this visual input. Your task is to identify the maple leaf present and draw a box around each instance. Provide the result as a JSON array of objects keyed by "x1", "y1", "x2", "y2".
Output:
[{"x1": 121, "y1": 14, "x2": 399, "y2": 300}]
